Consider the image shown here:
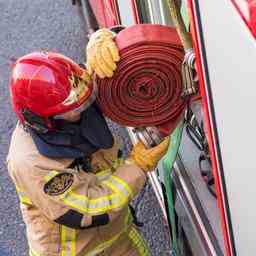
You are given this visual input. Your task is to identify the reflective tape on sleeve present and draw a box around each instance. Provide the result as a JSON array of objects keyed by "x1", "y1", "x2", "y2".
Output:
[
  {"x1": 58, "y1": 176, "x2": 132, "y2": 215},
  {"x1": 102, "y1": 175, "x2": 133, "y2": 201},
  {"x1": 61, "y1": 191, "x2": 120, "y2": 214}
]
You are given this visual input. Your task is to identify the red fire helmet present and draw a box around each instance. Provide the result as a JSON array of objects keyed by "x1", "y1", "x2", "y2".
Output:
[{"x1": 10, "y1": 51, "x2": 95, "y2": 130}]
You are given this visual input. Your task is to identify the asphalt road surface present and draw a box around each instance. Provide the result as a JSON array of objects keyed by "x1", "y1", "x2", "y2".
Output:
[{"x1": 0, "y1": 1, "x2": 170, "y2": 255}]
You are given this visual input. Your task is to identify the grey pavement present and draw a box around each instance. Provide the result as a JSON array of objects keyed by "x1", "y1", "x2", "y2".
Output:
[{"x1": 0, "y1": 1, "x2": 170, "y2": 255}]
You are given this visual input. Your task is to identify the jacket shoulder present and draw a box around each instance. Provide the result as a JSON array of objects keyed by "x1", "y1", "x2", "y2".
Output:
[{"x1": 7, "y1": 124, "x2": 72, "y2": 181}]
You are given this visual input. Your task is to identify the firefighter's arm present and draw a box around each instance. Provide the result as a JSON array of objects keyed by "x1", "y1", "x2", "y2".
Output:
[
  {"x1": 15, "y1": 160, "x2": 145, "y2": 230},
  {"x1": 14, "y1": 139, "x2": 168, "y2": 230},
  {"x1": 53, "y1": 138, "x2": 170, "y2": 229}
]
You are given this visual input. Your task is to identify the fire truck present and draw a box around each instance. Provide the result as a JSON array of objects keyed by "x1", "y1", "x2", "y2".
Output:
[{"x1": 72, "y1": 1, "x2": 256, "y2": 255}]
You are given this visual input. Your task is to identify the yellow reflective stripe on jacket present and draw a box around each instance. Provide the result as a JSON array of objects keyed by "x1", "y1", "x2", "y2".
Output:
[
  {"x1": 128, "y1": 227, "x2": 151, "y2": 256},
  {"x1": 102, "y1": 180, "x2": 127, "y2": 207},
  {"x1": 59, "y1": 175, "x2": 132, "y2": 214},
  {"x1": 102, "y1": 175, "x2": 133, "y2": 208},
  {"x1": 61, "y1": 226, "x2": 76, "y2": 256},
  {"x1": 112, "y1": 175, "x2": 133, "y2": 197},
  {"x1": 61, "y1": 191, "x2": 121, "y2": 214},
  {"x1": 16, "y1": 186, "x2": 33, "y2": 205},
  {"x1": 103, "y1": 175, "x2": 133, "y2": 199},
  {"x1": 28, "y1": 227, "x2": 76, "y2": 256},
  {"x1": 44, "y1": 170, "x2": 59, "y2": 182}
]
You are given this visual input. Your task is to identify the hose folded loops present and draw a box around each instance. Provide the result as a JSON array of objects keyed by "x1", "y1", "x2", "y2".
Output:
[{"x1": 96, "y1": 24, "x2": 187, "y2": 134}]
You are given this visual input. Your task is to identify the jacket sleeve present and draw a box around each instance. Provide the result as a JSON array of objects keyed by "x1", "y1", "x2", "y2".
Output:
[{"x1": 10, "y1": 160, "x2": 146, "y2": 229}]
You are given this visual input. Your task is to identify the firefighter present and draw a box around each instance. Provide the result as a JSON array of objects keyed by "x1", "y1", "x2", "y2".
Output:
[{"x1": 6, "y1": 29, "x2": 169, "y2": 256}]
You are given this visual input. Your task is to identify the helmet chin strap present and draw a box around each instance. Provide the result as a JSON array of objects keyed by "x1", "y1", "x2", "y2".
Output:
[{"x1": 22, "y1": 109, "x2": 49, "y2": 134}]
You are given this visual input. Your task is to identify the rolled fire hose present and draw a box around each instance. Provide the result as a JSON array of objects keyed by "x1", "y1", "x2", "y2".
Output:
[{"x1": 96, "y1": 24, "x2": 187, "y2": 135}]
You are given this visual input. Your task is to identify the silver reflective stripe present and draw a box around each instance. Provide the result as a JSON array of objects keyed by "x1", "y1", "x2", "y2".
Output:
[
  {"x1": 103, "y1": 175, "x2": 133, "y2": 199},
  {"x1": 61, "y1": 190, "x2": 123, "y2": 214},
  {"x1": 60, "y1": 175, "x2": 132, "y2": 214},
  {"x1": 107, "y1": 177, "x2": 130, "y2": 198},
  {"x1": 96, "y1": 169, "x2": 112, "y2": 181}
]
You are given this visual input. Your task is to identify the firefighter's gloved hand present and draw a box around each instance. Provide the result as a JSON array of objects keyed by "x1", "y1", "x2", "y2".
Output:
[
  {"x1": 127, "y1": 137, "x2": 170, "y2": 172},
  {"x1": 86, "y1": 28, "x2": 120, "y2": 79}
]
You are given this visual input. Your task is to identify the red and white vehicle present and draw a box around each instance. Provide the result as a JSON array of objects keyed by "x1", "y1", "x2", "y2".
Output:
[{"x1": 73, "y1": 1, "x2": 256, "y2": 255}]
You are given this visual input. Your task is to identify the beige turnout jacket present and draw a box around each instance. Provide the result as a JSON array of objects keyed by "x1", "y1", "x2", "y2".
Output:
[{"x1": 7, "y1": 124, "x2": 150, "y2": 256}]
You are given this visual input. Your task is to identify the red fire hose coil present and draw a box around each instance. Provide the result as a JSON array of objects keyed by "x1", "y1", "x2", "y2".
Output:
[{"x1": 96, "y1": 24, "x2": 187, "y2": 135}]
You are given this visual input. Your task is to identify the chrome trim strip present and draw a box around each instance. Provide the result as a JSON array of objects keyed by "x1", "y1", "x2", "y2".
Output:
[{"x1": 173, "y1": 154, "x2": 223, "y2": 256}]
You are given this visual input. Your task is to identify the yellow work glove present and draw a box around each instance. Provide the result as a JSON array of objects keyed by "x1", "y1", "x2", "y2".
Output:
[
  {"x1": 86, "y1": 28, "x2": 120, "y2": 79},
  {"x1": 127, "y1": 137, "x2": 170, "y2": 172}
]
